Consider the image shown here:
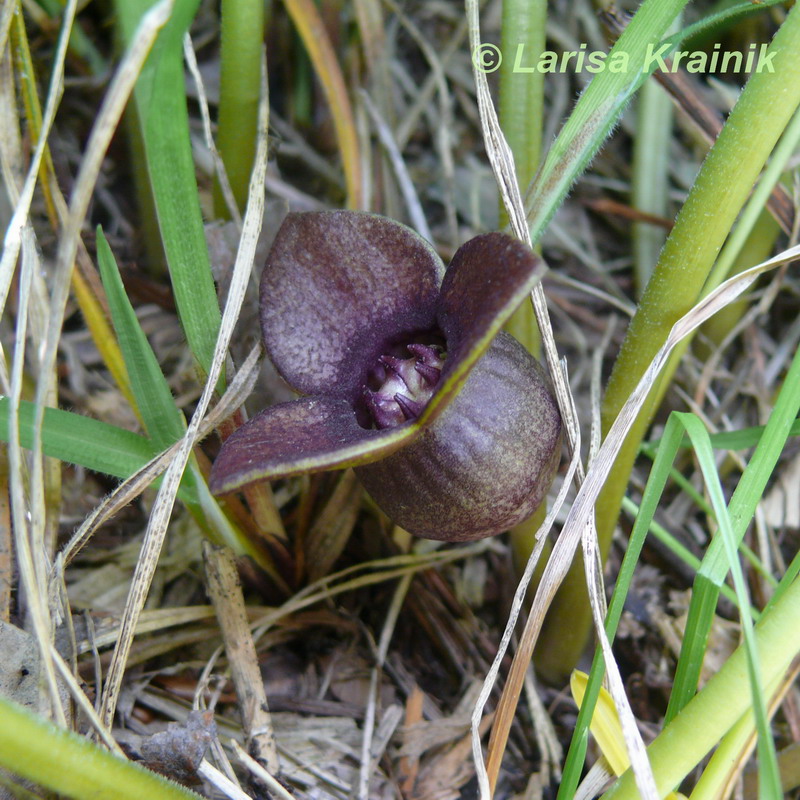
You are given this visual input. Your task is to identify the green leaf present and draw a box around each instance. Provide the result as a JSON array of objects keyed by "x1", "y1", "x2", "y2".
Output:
[
  {"x1": 96, "y1": 226, "x2": 186, "y2": 450},
  {"x1": 115, "y1": 0, "x2": 222, "y2": 382},
  {"x1": 0, "y1": 399, "x2": 203, "y2": 506},
  {"x1": 667, "y1": 0, "x2": 786, "y2": 50},
  {"x1": 1, "y1": 397, "x2": 156, "y2": 479},
  {"x1": 648, "y1": 417, "x2": 800, "y2": 453},
  {"x1": 524, "y1": 0, "x2": 690, "y2": 243}
]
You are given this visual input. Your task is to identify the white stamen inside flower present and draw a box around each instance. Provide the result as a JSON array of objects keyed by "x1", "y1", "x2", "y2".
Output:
[{"x1": 362, "y1": 344, "x2": 445, "y2": 429}]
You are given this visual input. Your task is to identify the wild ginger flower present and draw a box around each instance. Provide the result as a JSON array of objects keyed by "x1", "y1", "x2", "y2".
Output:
[{"x1": 210, "y1": 211, "x2": 562, "y2": 542}]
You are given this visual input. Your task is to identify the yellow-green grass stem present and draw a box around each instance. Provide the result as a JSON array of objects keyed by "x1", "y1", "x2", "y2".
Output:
[
  {"x1": 536, "y1": 5, "x2": 800, "y2": 681},
  {"x1": 213, "y1": 0, "x2": 265, "y2": 216},
  {"x1": 698, "y1": 208, "x2": 781, "y2": 357}
]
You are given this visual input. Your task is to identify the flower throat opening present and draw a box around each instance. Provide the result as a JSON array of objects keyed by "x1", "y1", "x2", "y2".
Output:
[{"x1": 361, "y1": 343, "x2": 445, "y2": 429}]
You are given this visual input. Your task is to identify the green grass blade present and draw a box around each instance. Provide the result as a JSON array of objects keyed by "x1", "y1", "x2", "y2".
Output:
[
  {"x1": 95, "y1": 229, "x2": 265, "y2": 570},
  {"x1": 621, "y1": 496, "x2": 757, "y2": 614},
  {"x1": 524, "y1": 0, "x2": 690, "y2": 243},
  {"x1": 674, "y1": 413, "x2": 780, "y2": 797},
  {"x1": 1, "y1": 397, "x2": 156, "y2": 479},
  {"x1": 0, "y1": 696, "x2": 202, "y2": 800},
  {"x1": 115, "y1": 0, "x2": 222, "y2": 381},
  {"x1": 96, "y1": 226, "x2": 186, "y2": 450},
  {"x1": 765, "y1": 547, "x2": 800, "y2": 615},
  {"x1": 648, "y1": 417, "x2": 800, "y2": 452},
  {"x1": 665, "y1": 0, "x2": 786, "y2": 49},
  {"x1": 666, "y1": 343, "x2": 800, "y2": 721}
]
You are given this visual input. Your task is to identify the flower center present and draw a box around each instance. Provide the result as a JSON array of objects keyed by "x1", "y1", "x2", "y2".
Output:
[{"x1": 362, "y1": 343, "x2": 445, "y2": 429}]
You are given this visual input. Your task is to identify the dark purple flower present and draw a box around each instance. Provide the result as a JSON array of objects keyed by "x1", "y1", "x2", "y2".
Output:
[{"x1": 210, "y1": 211, "x2": 562, "y2": 541}]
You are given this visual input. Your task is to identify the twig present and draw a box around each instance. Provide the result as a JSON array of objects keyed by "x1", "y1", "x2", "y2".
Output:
[
  {"x1": 204, "y1": 543, "x2": 280, "y2": 775},
  {"x1": 233, "y1": 740, "x2": 298, "y2": 800}
]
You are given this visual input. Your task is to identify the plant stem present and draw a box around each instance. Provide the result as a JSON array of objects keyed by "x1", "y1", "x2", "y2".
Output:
[
  {"x1": 697, "y1": 208, "x2": 781, "y2": 355},
  {"x1": 537, "y1": 4, "x2": 800, "y2": 680},
  {"x1": 499, "y1": 0, "x2": 545, "y2": 356},
  {"x1": 214, "y1": 0, "x2": 265, "y2": 216}
]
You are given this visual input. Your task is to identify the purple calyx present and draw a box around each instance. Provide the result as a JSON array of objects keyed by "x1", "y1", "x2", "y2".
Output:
[{"x1": 362, "y1": 343, "x2": 445, "y2": 429}]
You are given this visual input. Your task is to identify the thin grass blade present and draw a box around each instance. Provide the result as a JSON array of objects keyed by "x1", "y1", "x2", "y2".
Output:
[
  {"x1": 96, "y1": 226, "x2": 186, "y2": 449},
  {"x1": 667, "y1": 342, "x2": 800, "y2": 721},
  {"x1": 675, "y1": 413, "x2": 780, "y2": 797},
  {"x1": 115, "y1": 0, "x2": 222, "y2": 380}
]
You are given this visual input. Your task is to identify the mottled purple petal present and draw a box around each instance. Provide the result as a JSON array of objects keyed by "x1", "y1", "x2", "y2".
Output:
[
  {"x1": 417, "y1": 233, "x2": 546, "y2": 426},
  {"x1": 260, "y1": 212, "x2": 445, "y2": 399},
  {"x1": 209, "y1": 396, "x2": 422, "y2": 494}
]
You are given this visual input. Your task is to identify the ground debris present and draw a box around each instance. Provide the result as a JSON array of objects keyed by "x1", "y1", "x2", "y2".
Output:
[{"x1": 116, "y1": 709, "x2": 216, "y2": 786}]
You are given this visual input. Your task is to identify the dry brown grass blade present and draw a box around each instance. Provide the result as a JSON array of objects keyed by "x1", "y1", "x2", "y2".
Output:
[
  {"x1": 8, "y1": 225, "x2": 67, "y2": 721},
  {"x1": 8, "y1": 7, "x2": 137, "y2": 410},
  {"x1": 1, "y1": 25, "x2": 53, "y2": 718},
  {"x1": 3, "y1": 0, "x2": 82, "y2": 723},
  {"x1": 649, "y1": 68, "x2": 795, "y2": 236},
  {"x1": 461, "y1": 3, "x2": 726, "y2": 796},
  {"x1": 379, "y1": 0, "x2": 460, "y2": 242},
  {"x1": 204, "y1": 543, "x2": 280, "y2": 775},
  {"x1": 504, "y1": 244, "x2": 800, "y2": 798},
  {"x1": 304, "y1": 469, "x2": 362, "y2": 583},
  {"x1": 99, "y1": 49, "x2": 271, "y2": 727},
  {"x1": 0, "y1": 0, "x2": 75, "y2": 324},
  {"x1": 4, "y1": 7, "x2": 175, "y2": 726},
  {"x1": 360, "y1": 89, "x2": 432, "y2": 241},
  {"x1": 31, "y1": 0, "x2": 174, "y2": 491},
  {"x1": 281, "y1": 0, "x2": 363, "y2": 210},
  {"x1": 473, "y1": 392, "x2": 584, "y2": 798},
  {"x1": 197, "y1": 758, "x2": 253, "y2": 800},
  {"x1": 183, "y1": 32, "x2": 242, "y2": 229},
  {"x1": 357, "y1": 571, "x2": 412, "y2": 800},
  {"x1": 249, "y1": 542, "x2": 494, "y2": 643}
]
